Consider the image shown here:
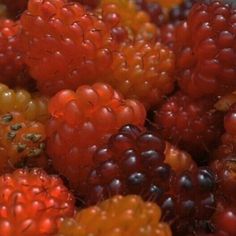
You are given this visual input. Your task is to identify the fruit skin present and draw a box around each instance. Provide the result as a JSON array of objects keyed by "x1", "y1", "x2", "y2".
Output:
[
  {"x1": 0, "y1": 83, "x2": 48, "y2": 123},
  {"x1": 169, "y1": 0, "x2": 196, "y2": 23},
  {"x1": 20, "y1": 0, "x2": 126, "y2": 96},
  {"x1": 154, "y1": 92, "x2": 223, "y2": 159},
  {"x1": 57, "y1": 195, "x2": 172, "y2": 236},
  {"x1": 175, "y1": 1, "x2": 236, "y2": 98},
  {"x1": 158, "y1": 23, "x2": 176, "y2": 50},
  {"x1": 102, "y1": 40, "x2": 175, "y2": 108},
  {"x1": 0, "y1": 112, "x2": 46, "y2": 173},
  {"x1": 0, "y1": 168, "x2": 75, "y2": 236},
  {"x1": 47, "y1": 83, "x2": 146, "y2": 191},
  {"x1": 0, "y1": 19, "x2": 25, "y2": 86},
  {"x1": 83, "y1": 124, "x2": 216, "y2": 235}
]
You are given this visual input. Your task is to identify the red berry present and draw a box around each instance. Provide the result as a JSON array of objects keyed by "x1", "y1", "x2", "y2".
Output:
[
  {"x1": 159, "y1": 23, "x2": 176, "y2": 50},
  {"x1": 47, "y1": 83, "x2": 146, "y2": 191},
  {"x1": 20, "y1": 0, "x2": 126, "y2": 95},
  {"x1": 175, "y1": 1, "x2": 236, "y2": 98},
  {"x1": 0, "y1": 168, "x2": 75, "y2": 236},
  {"x1": 154, "y1": 92, "x2": 223, "y2": 158}
]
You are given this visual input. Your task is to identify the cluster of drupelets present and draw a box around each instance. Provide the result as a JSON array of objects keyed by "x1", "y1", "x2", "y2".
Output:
[{"x1": 0, "y1": 0, "x2": 236, "y2": 235}]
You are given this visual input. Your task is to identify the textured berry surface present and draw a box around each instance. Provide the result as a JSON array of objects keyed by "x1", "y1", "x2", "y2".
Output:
[
  {"x1": 102, "y1": 41, "x2": 175, "y2": 108},
  {"x1": 0, "y1": 83, "x2": 48, "y2": 123},
  {"x1": 20, "y1": 0, "x2": 126, "y2": 95},
  {"x1": 158, "y1": 23, "x2": 176, "y2": 49},
  {"x1": 57, "y1": 195, "x2": 172, "y2": 236},
  {"x1": 175, "y1": 1, "x2": 236, "y2": 98},
  {"x1": 0, "y1": 168, "x2": 75, "y2": 236},
  {"x1": 169, "y1": 0, "x2": 196, "y2": 23},
  {"x1": 154, "y1": 92, "x2": 223, "y2": 158},
  {"x1": 0, "y1": 19, "x2": 25, "y2": 86},
  {"x1": 83, "y1": 124, "x2": 216, "y2": 234},
  {"x1": 98, "y1": 0, "x2": 158, "y2": 42},
  {"x1": 47, "y1": 83, "x2": 146, "y2": 190},
  {"x1": 0, "y1": 112, "x2": 46, "y2": 173}
]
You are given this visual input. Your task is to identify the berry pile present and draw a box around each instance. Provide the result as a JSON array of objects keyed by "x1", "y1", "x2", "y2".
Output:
[{"x1": 0, "y1": 0, "x2": 236, "y2": 235}]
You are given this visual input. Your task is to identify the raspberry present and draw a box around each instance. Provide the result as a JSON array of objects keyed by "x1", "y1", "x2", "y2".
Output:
[
  {"x1": 99, "y1": 0, "x2": 158, "y2": 42},
  {"x1": 57, "y1": 195, "x2": 172, "y2": 236},
  {"x1": 158, "y1": 23, "x2": 176, "y2": 49},
  {"x1": 0, "y1": 19, "x2": 26, "y2": 87},
  {"x1": 0, "y1": 168, "x2": 75, "y2": 236},
  {"x1": 134, "y1": 0, "x2": 168, "y2": 27},
  {"x1": 0, "y1": 83, "x2": 49, "y2": 123},
  {"x1": 83, "y1": 124, "x2": 216, "y2": 234},
  {"x1": 169, "y1": 0, "x2": 196, "y2": 23},
  {"x1": 1, "y1": 0, "x2": 28, "y2": 18},
  {"x1": 20, "y1": 0, "x2": 127, "y2": 95},
  {"x1": 47, "y1": 83, "x2": 146, "y2": 191},
  {"x1": 214, "y1": 103, "x2": 236, "y2": 159},
  {"x1": 164, "y1": 142, "x2": 197, "y2": 173},
  {"x1": 213, "y1": 205, "x2": 236, "y2": 236},
  {"x1": 154, "y1": 92, "x2": 223, "y2": 158},
  {"x1": 175, "y1": 1, "x2": 236, "y2": 98},
  {"x1": 0, "y1": 112, "x2": 46, "y2": 173},
  {"x1": 102, "y1": 41, "x2": 175, "y2": 108}
]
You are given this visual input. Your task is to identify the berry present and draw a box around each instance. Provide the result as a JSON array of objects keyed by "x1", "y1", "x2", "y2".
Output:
[
  {"x1": 158, "y1": 23, "x2": 176, "y2": 49},
  {"x1": 0, "y1": 19, "x2": 25, "y2": 86},
  {"x1": 99, "y1": 0, "x2": 158, "y2": 42},
  {"x1": 102, "y1": 41, "x2": 175, "y2": 108},
  {"x1": 154, "y1": 92, "x2": 223, "y2": 158},
  {"x1": 0, "y1": 168, "x2": 75, "y2": 236},
  {"x1": 0, "y1": 112, "x2": 46, "y2": 173},
  {"x1": 0, "y1": 83, "x2": 49, "y2": 123},
  {"x1": 20, "y1": 0, "x2": 127, "y2": 95},
  {"x1": 57, "y1": 195, "x2": 172, "y2": 236},
  {"x1": 83, "y1": 124, "x2": 216, "y2": 234},
  {"x1": 47, "y1": 83, "x2": 146, "y2": 191},
  {"x1": 134, "y1": 0, "x2": 168, "y2": 27},
  {"x1": 169, "y1": 0, "x2": 196, "y2": 23},
  {"x1": 214, "y1": 103, "x2": 236, "y2": 159},
  {"x1": 164, "y1": 142, "x2": 197, "y2": 173},
  {"x1": 213, "y1": 205, "x2": 236, "y2": 236},
  {"x1": 1, "y1": 0, "x2": 28, "y2": 18},
  {"x1": 175, "y1": 1, "x2": 236, "y2": 98}
]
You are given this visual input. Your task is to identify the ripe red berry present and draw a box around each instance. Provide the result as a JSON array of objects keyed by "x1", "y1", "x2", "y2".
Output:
[
  {"x1": 0, "y1": 168, "x2": 75, "y2": 236},
  {"x1": 47, "y1": 83, "x2": 146, "y2": 191},
  {"x1": 20, "y1": 0, "x2": 127, "y2": 95},
  {"x1": 175, "y1": 1, "x2": 236, "y2": 98},
  {"x1": 154, "y1": 92, "x2": 223, "y2": 158}
]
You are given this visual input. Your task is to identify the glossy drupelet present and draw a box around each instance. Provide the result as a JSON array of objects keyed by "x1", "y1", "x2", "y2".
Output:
[
  {"x1": 47, "y1": 83, "x2": 146, "y2": 191},
  {"x1": 57, "y1": 195, "x2": 172, "y2": 236},
  {"x1": 0, "y1": 112, "x2": 46, "y2": 173},
  {"x1": 0, "y1": 19, "x2": 25, "y2": 86},
  {"x1": 102, "y1": 40, "x2": 175, "y2": 108},
  {"x1": 20, "y1": 0, "x2": 127, "y2": 95},
  {"x1": 175, "y1": 1, "x2": 236, "y2": 98},
  {"x1": 154, "y1": 92, "x2": 223, "y2": 159},
  {"x1": 0, "y1": 83, "x2": 48, "y2": 123},
  {"x1": 83, "y1": 124, "x2": 216, "y2": 234},
  {"x1": 0, "y1": 168, "x2": 75, "y2": 236}
]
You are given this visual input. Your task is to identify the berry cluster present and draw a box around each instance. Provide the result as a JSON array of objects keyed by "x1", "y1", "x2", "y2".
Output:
[{"x1": 0, "y1": 0, "x2": 236, "y2": 235}]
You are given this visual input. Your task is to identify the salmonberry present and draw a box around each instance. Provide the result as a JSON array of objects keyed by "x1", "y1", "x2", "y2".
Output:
[
  {"x1": 0, "y1": 83, "x2": 48, "y2": 123},
  {"x1": 0, "y1": 168, "x2": 75, "y2": 236},
  {"x1": 0, "y1": 112, "x2": 46, "y2": 173},
  {"x1": 102, "y1": 40, "x2": 175, "y2": 108},
  {"x1": 0, "y1": 19, "x2": 26, "y2": 87},
  {"x1": 158, "y1": 23, "x2": 176, "y2": 49},
  {"x1": 20, "y1": 0, "x2": 127, "y2": 95},
  {"x1": 154, "y1": 92, "x2": 223, "y2": 159},
  {"x1": 175, "y1": 1, "x2": 236, "y2": 98},
  {"x1": 83, "y1": 124, "x2": 216, "y2": 234},
  {"x1": 57, "y1": 195, "x2": 172, "y2": 236},
  {"x1": 47, "y1": 83, "x2": 146, "y2": 191}
]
